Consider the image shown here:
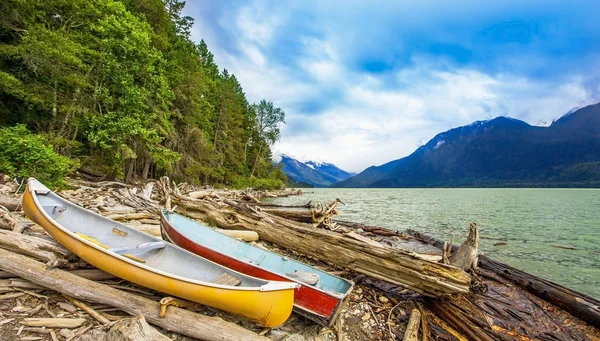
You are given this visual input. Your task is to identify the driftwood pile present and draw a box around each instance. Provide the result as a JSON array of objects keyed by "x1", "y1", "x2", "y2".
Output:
[{"x1": 1, "y1": 176, "x2": 599, "y2": 340}]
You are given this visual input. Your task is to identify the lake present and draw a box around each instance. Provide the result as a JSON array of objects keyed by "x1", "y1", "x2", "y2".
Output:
[{"x1": 271, "y1": 188, "x2": 600, "y2": 299}]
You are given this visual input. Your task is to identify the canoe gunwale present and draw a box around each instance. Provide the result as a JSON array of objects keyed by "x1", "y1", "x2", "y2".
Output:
[{"x1": 27, "y1": 179, "x2": 298, "y2": 293}]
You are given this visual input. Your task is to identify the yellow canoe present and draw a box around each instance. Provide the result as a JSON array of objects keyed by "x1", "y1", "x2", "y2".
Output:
[{"x1": 22, "y1": 178, "x2": 298, "y2": 327}]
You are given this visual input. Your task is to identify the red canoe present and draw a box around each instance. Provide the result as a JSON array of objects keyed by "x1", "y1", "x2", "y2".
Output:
[{"x1": 160, "y1": 210, "x2": 354, "y2": 325}]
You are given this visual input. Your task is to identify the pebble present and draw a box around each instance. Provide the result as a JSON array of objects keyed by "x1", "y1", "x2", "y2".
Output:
[
  {"x1": 361, "y1": 313, "x2": 371, "y2": 321},
  {"x1": 60, "y1": 329, "x2": 75, "y2": 339},
  {"x1": 378, "y1": 296, "x2": 389, "y2": 304},
  {"x1": 284, "y1": 334, "x2": 305, "y2": 341},
  {"x1": 269, "y1": 329, "x2": 289, "y2": 340}
]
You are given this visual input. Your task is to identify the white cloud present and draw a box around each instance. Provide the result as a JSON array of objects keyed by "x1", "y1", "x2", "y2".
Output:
[{"x1": 186, "y1": 2, "x2": 600, "y2": 173}]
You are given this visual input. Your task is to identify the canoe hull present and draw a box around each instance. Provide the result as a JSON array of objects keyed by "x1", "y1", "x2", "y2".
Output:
[
  {"x1": 22, "y1": 185, "x2": 295, "y2": 327},
  {"x1": 161, "y1": 213, "x2": 352, "y2": 326}
]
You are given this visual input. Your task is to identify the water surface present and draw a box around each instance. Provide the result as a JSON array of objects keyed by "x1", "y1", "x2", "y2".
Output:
[{"x1": 272, "y1": 188, "x2": 600, "y2": 299}]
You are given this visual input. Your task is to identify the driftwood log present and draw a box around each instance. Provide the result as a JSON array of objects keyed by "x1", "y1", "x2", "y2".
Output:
[
  {"x1": 0, "y1": 229, "x2": 77, "y2": 267},
  {"x1": 165, "y1": 191, "x2": 471, "y2": 297},
  {"x1": 0, "y1": 205, "x2": 18, "y2": 230},
  {"x1": 0, "y1": 195, "x2": 20, "y2": 211},
  {"x1": 0, "y1": 248, "x2": 269, "y2": 341},
  {"x1": 407, "y1": 229, "x2": 600, "y2": 329},
  {"x1": 448, "y1": 222, "x2": 478, "y2": 270}
]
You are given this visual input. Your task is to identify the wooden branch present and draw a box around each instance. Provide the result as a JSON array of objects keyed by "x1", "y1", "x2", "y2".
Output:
[
  {"x1": 403, "y1": 309, "x2": 421, "y2": 341},
  {"x1": 417, "y1": 305, "x2": 428, "y2": 341},
  {"x1": 104, "y1": 213, "x2": 154, "y2": 221},
  {"x1": 64, "y1": 295, "x2": 110, "y2": 325},
  {"x1": 0, "y1": 248, "x2": 269, "y2": 341},
  {"x1": 68, "y1": 269, "x2": 115, "y2": 281},
  {"x1": 21, "y1": 318, "x2": 86, "y2": 328},
  {"x1": 171, "y1": 196, "x2": 470, "y2": 297}
]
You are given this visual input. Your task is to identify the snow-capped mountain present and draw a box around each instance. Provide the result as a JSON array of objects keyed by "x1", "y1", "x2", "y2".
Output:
[
  {"x1": 334, "y1": 103, "x2": 600, "y2": 188},
  {"x1": 278, "y1": 155, "x2": 356, "y2": 187}
]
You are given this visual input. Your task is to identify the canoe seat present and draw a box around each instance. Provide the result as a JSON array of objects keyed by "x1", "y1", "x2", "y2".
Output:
[
  {"x1": 110, "y1": 241, "x2": 166, "y2": 255},
  {"x1": 210, "y1": 273, "x2": 242, "y2": 286},
  {"x1": 286, "y1": 270, "x2": 320, "y2": 285}
]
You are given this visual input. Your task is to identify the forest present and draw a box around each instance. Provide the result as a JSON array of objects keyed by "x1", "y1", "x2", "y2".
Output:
[{"x1": 0, "y1": 0, "x2": 287, "y2": 188}]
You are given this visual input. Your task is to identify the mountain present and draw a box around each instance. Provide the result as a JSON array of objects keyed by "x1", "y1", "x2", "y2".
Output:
[
  {"x1": 279, "y1": 155, "x2": 356, "y2": 187},
  {"x1": 333, "y1": 103, "x2": 600, "y2": 188}
]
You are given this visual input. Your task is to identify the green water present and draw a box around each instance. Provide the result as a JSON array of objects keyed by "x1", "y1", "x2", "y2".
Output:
[{"x1": 272, "y1": 188, "x2": 600, "y2": 299}]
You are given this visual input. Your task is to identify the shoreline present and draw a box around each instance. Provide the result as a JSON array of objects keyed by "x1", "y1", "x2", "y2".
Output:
[{"x1": 0, "y1": 179, "x2": 598, "y2": 340}]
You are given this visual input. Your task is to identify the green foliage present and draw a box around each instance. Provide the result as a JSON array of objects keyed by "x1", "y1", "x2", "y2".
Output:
[
  {"x1": 558, "y1": 162, "x2": 600, "y2": 182},
  {"x1": 0, "y1": 0, "x2": 287, "y2": 187},
  {"x1": 0, "y1": 125, "x2": 78, "y2": 188},
  {"x1": 231, "y1": 176, "x2": 284, "y2": 190}
]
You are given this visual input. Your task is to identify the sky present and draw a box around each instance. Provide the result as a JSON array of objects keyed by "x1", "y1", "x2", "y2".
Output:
[{"x1": 184, "y1": 0, "x2": 600, "y2": 173}]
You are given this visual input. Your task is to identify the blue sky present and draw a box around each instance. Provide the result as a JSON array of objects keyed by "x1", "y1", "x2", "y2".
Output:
[{"x1": 184, "y1": 0, "x2": 600, "y2": 172}]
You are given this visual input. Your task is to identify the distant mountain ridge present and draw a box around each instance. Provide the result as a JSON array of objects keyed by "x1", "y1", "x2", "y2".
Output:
[
  {"x1": 279, "y1": 155, "x2": 356, "y2": 187},
  {"x1": 333, "y1": 103, "x2": 600, "y2": 188}
]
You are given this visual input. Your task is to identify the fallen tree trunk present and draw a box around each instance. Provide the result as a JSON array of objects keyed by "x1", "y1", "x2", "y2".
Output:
[
  {"x1": 0, "y1": 229, "x2": 77, "y2": 267},
  {"x1": 169, "y1": 195, "x2": 470, "y2": 297},
  {"x1": 0, "y1": 248, "x2": 269, "y2": 341},
  {"x1": 0, "y1": 195, "x2": 20, "y2": 211},
  {"x1": 261, "y1": 208, "x2": 314, "y2": 223},
  {"x1": 0, "y1": 269, "x2": 115, "y2": 281},
  {"x1": 407, "y1": 229, "x2": 600, "y2": 329}
]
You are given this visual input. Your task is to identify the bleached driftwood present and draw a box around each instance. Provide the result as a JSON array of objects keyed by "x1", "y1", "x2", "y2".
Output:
[
  {"x1": 448, "y1": 222, "x2": 479, "y2": 271},
  {"x1": 0, "y1": 195, "x2": 20, "y2": 211},
  {"x1": 0, "y1": 229, "x2": 76, "y2": 267},
  {"x1": 21, "y1": 318, "x2": 86, "y2": 328}
]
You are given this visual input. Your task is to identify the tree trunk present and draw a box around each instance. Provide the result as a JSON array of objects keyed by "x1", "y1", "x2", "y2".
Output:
[
  {"x1": 125, "y1": 159, "x2": 135, "y2": 184},
  {"x1": 249, "y1": 143, "x2": 263, "y2": 178},
  {"x1": 0, "y1": 248, "x2": 269, "y2": 341},
  {"x1": 142, "y1": 160, "x2": 151, "y2": 180}
]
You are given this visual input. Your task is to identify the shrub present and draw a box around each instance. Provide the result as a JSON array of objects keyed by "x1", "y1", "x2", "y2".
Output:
[{"x1": 0, "y1": 125, "x2": 79, "y2": 188}]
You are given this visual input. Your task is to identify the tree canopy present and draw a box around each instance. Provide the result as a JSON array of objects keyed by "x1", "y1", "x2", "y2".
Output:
[{"x1": 0, "y1": 0, "x2": 286, "y2": 188}]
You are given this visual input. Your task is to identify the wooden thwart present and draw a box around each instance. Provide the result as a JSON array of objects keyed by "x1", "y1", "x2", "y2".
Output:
[{"x1": 210, "y1": 273, "x2": 242, "y2": 286}]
